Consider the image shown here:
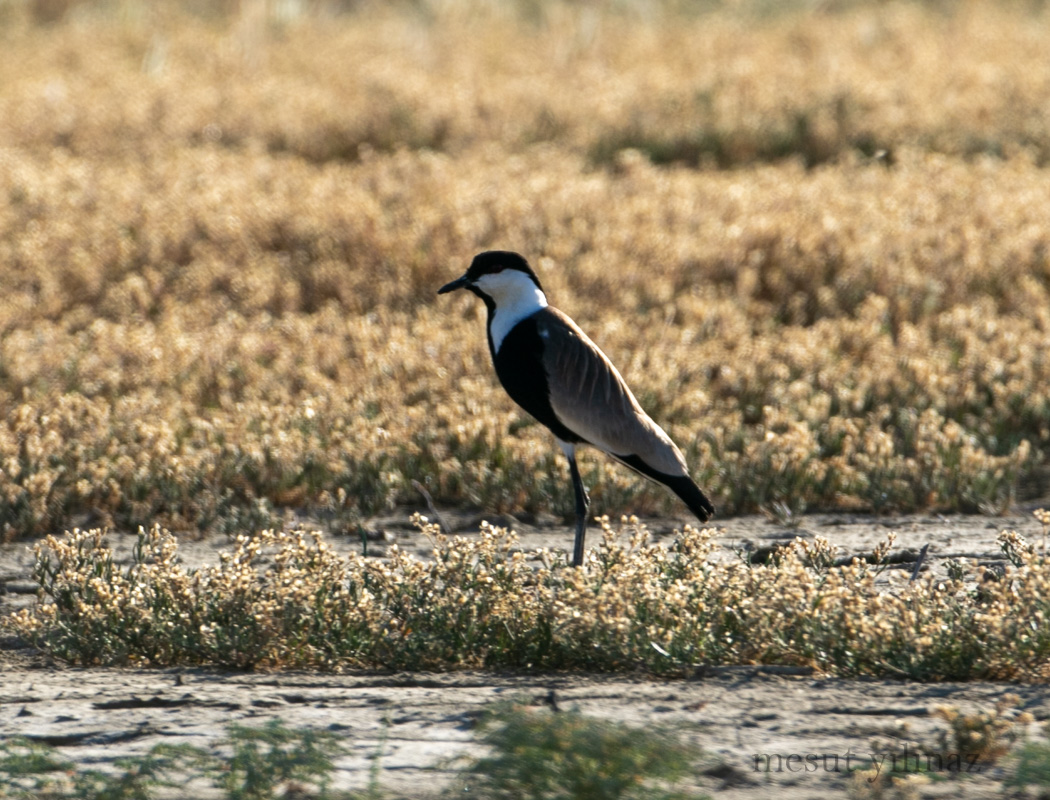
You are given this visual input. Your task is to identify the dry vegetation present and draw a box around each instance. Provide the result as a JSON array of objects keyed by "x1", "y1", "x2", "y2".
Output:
[
  {"x1": 11, "y1": 516, "x2": 1050, "y2": 680},
  {"x1": 0, "y1": 0, "x2": 1048, "y2": 546}
]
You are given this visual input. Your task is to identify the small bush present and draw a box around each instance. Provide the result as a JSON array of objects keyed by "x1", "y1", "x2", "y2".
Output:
[
  {"x1": 454, "y1": 703, "x2": 708, "y2": 800},
  {"x1": 0, "y1": 721, "x2": 345, "y2": 800},
  {"x1": 11, "y1": 515, "x2": 1050, "y2": 679},
  {"x1": 1010, "y1": 740, "x2": 1050, "y2": 794}
]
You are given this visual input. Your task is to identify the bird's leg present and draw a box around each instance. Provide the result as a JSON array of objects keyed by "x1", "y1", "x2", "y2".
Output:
[{"x1": 567, "y1": 451, "x2": 589, "y2": 567}]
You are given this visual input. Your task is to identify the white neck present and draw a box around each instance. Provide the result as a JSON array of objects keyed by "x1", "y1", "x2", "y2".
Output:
[{"x1": 475, "y1": 270, "x2": 548, "y2": 353}]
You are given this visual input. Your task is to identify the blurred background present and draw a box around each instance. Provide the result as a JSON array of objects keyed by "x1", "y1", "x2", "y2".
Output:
[{"x1": 1, "y1": 0, "x2": 1049, "y2": 543}]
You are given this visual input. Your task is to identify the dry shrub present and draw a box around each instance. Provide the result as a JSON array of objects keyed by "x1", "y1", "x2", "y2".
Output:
[
  {"x1": 12, "y1": 517, "x2": 1050, "y2": 679},
  {"x1": 0, "y1": 3, "x2": 1048, "y2": 540},
  {"x1": 0, "y1": 147, "x2": 1047, "y2": 539},
  {"x1": 932, "y1": 695, "x2": 1031, "y2": 767}
]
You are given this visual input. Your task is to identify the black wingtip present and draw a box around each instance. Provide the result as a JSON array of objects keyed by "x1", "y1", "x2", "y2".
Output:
[
  {"x1": 612, "y1": 454, "x2": 715, "y2": 524},
  {"x1": 668, "y1": 474, "x2": 715, "y2": 524}
]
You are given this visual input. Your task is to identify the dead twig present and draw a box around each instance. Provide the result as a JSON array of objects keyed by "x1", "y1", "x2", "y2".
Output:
[
  {"x1": 412, "y1": 479, "x2": 451, "y2": 535},
  {"x1": 910, "y1": 543, "x2": 930, "y2": 582}
]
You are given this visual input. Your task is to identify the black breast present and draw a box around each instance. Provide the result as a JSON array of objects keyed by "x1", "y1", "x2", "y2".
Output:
[{"x1": 492, "y1": 312, "x2": 582, "y2": 444}]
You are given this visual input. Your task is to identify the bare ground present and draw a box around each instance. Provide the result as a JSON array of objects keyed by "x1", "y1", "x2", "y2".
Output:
[{"x1": 3, "y1": 510, "x2": 1049, "y2": 798}]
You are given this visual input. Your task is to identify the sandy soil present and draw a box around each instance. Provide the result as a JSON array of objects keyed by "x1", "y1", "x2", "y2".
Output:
[{"x1": 3, "y1": 510, "x2": 1049, "y2": 798}]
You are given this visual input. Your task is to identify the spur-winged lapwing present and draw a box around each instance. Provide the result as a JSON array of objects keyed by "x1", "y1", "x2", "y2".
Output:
[{"x1": 438, "y1": 251, "x2": 715, "y2": 567}]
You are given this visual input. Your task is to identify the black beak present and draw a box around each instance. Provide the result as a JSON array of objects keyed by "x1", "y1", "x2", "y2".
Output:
[{"x1": 438, "y1": 275, "x2": 470, "y2": 294}]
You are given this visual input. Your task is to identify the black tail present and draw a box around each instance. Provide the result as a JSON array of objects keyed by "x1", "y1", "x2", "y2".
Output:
[
  {"x1": 613, "y1": 454, "x2": 715, "y2": 522},
  {"x1": 663, "y1": 474, "x2": 715, "y2": 522}
]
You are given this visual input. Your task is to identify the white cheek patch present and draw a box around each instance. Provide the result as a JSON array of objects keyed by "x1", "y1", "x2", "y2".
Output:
[{"x1": 477, "y1": 271, "x2": 548, "y2": 352}]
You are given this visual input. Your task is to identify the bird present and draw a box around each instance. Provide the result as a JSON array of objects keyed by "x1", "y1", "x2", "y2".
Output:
[{"x1": 438, "y1": 250, "x2": 714, "y2": 567}]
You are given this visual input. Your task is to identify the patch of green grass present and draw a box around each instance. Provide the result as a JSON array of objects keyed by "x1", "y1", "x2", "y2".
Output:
[
  {"x1": 0, "y1": 720, "x2": 366, "y2": 800},
  {"x1": 452, "y1": 703, "x2": 710, "y2": 800},
  {"x1": 0, "y1": 708, "x2": 713, "y2": 800},
  {"x1": 68, "y1": 744, "x2": 210, "y2": 800},
  {"x1": 0, "y1": 736, "x2": 75, "y2": 797},
  {"x1": 216, "y1": 719, "x2": 346, "y2": 800},
  {"x1": 1010, "y1": 741, "x2": 1050, "y2": 794}
]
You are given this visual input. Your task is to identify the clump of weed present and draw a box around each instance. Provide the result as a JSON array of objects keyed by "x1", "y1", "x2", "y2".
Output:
[
  {"x1": 67, "y1": 744, "x2": 211, "y2": 800},
  {"x1": 1035, "y1": 508, "x2": 1050, "y2": 553},
  {"x1": 848, "y1": 769, "x2": 930, "y2": 800},
  {"x1": 1009, "y1": 723, "x2": 1050, "y2": 797},
  {"x1": 214, "y1": 719, "x2": 346, "y2": 800},
  {"x1": 854, "y1": 694, "x2": 1034, "y2": 799},
  {"x1": 0, "y1": 736, "x2": 75, "y2": 797},
  {"x1": 453, "y1": 702, "x2": 708, "y2": 800},
  {"x1": 11, "y1": 517, "x2": 1050, "y2": 679},
  {"x1": 0, "y1": 720, "x2": 345, "y2": 800},
  {"x1": 0, "y1": 704, "x2": 716, "y2": 800},
  {"x1": 932, "y1": 694, "x2": 1031, "y2": 768}
]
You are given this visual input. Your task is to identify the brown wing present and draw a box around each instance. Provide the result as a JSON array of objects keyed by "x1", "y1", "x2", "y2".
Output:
[{"x1": 537, "y1": 308, "x2": 689, "y2": 478}]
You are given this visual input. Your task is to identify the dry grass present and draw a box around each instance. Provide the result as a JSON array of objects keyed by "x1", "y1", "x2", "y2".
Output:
[
  {"x1": 10, "y1": 515, "x2": 1050, "y2": 679},
  {"x1": 0, "y1": 0, "x2": 1048, "y2": 545}
]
